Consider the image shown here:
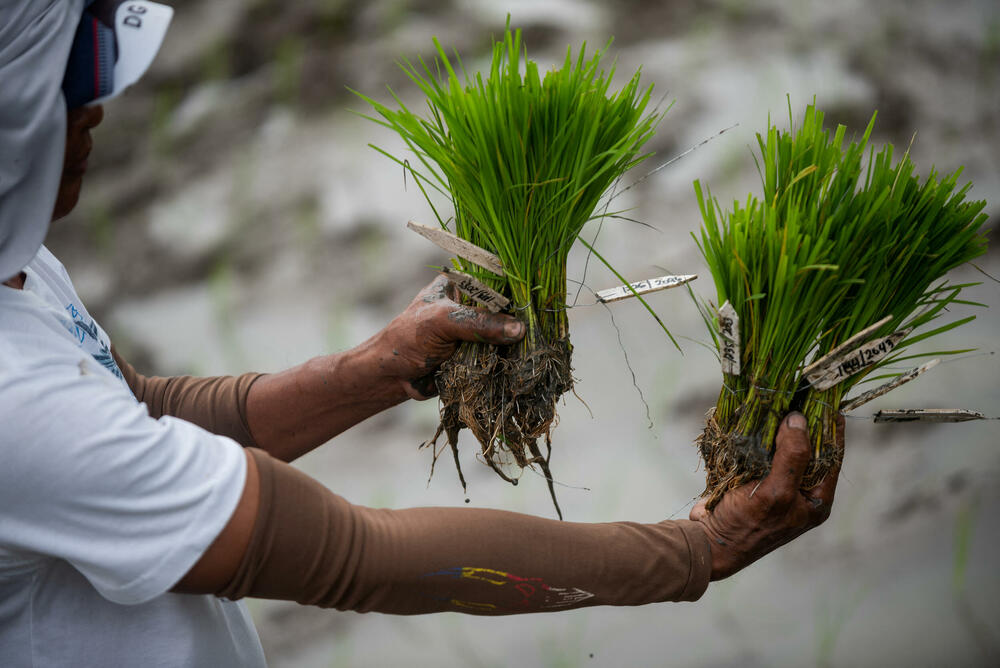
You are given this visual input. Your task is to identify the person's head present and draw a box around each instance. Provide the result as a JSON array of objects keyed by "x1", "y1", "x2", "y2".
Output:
[
  {"x1": 0, "y1": 1, "x2": 173, "y2": 279},
  {"x1": 53, "y1": 1, "x2": 174, "y2": 221}
]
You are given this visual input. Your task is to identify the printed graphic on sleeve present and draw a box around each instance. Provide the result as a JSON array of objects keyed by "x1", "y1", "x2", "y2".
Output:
[
  {"x1": 65, "y1": 302, "x2": 124, "y2": 382},
  {"x1": 423, "y1": 566, "x2": 594, "y2": 612}
]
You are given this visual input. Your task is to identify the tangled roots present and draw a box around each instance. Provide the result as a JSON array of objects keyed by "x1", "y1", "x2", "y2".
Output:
[
  {"x1": 696, "y1": 408, "x2": 843, "y2": 510},
  {"x1": 426, "y1": 339, "x2": 573, "y2": 518}
]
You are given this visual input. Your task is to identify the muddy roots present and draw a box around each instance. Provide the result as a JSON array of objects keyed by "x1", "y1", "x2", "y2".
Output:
[
  {"x1": 425, "y1": 338, "x2": 573, "y2": 518},
  {"x1": 697, "y1": 408, "x2": 843, "y2": 510}
]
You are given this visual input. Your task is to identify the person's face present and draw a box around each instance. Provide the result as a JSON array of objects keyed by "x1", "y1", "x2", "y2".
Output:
[{"x1": 52, "y1": 104, "x2": 104, "y2": 221}]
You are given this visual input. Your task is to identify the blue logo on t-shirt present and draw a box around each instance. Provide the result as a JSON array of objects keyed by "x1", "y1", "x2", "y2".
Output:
[{"x1": 65, "y1": 302, "x2": 124, "y2": 381}]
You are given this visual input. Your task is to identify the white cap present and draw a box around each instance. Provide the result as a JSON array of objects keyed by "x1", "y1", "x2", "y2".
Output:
[{"x1": 93, "y1": 1, "x2": 174, "y2": 104}]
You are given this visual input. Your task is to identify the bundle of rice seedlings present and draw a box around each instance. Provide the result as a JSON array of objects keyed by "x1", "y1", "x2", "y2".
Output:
[
  {"x1": 694, "y1": 102, "x2": 989, "y2": 508},
  {"x1": 357, "y1": 24, "x2": 664, "y2": 515}
]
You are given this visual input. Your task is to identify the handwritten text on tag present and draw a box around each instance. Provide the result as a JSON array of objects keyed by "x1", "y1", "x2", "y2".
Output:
[
  {"x1": 718, "y1": 301, "x2": 741, "y2": 376},
  {"x1": 595, "y1": 274, "x2": 696, "y2": 303},
  {"x1": 806, "y1": 330, "x2": 908, "y2": 391},
  {"x1": 439, "y1": 268, "x2": 510, "y2": 313}
]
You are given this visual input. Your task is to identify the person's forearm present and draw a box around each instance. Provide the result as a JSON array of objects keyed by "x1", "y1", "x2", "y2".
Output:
[
  {"x1": 113, "y1": 339, "x2": 403, "y2": 461},
  {"x1": 244, "y1": 274, "x2": 527, "y2": 462},
  {"x1": 217, "y1": 448, "x2": 713, "y2": 613},
  {"x1": 112, "y1": 347, "x2": 262, "y2": 447},
  {"x1": 245, "y1": 331, "x2": 409, "y2": 461}
]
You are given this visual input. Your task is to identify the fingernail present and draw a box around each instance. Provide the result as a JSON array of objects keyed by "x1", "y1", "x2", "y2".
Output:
[
  {"x1": 786, "y1": 412, "x2": 807, "y2": 431},
  {"x1": 504, "y1": 321, "x2": 524, "y2": 339}
]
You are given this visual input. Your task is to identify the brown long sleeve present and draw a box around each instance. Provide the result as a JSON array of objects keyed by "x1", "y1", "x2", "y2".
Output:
[
  {"x1": 218, "y1": 448, "x2": 712, "y2": 615},
  {"x1": 112, "y1": 347, "x2": 264, "y2": 448}
]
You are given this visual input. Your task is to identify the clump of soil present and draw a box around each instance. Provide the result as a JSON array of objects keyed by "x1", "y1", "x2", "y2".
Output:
[
  {"x1": 426, "y1": 338, "x2": 573, "y2": 518},
  {"x1": 696, "y1": 408, "x2": 770, "y2": 509},
  {"x1": 696, "y1": 406, "x2": 843, "y2": 510}
]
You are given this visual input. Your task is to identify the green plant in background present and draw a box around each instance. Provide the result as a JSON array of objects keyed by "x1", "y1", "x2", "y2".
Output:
[
  {"x1": 86, "y1": 202, "x2": 115, "y2": 259},
  {"x1": 694, "y1": 101, "x2": 989, "y2": 506},
  {"x1": 151, "y1": 86, "x2": 181, "y2": 158},
  {"x1": 201, "y1": 38, "x2": 232, "y2": 82},
  {"x1": 815, "y1": 583, "x2": 867, "y2": 668},
  {"x1": 275, "y1": 35, "x2": 305, "y2": 106},
  {"x1": 356, "y1": 22, "x2": 664, "y2": 516}
]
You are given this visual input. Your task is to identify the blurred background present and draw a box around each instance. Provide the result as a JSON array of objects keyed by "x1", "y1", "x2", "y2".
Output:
[{"x1": 49, "y1": 0, "x2": 999, "y2": 666}]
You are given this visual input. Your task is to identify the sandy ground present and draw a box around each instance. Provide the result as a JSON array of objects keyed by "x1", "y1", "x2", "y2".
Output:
[{"x1": 47, "y1": 0, "x2": 999, "y2": 665}]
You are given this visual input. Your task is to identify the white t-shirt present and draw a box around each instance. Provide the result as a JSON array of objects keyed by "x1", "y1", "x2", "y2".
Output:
[{"x1": 0, "y1": 247, "x2": 267, "y2": 667}]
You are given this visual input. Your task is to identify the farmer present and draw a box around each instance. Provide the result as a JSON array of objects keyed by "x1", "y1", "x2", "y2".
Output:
[{"x1": 0, "y1": 2, "x2": 842, "y2": 666}]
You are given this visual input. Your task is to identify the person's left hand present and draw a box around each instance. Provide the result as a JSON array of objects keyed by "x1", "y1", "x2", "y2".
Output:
[
  {"x1": 371, "y1": 274, "x2": 525, "y2": 400},
  {"x1": 690, "y1": 412, "x2": 844, "y2": 580}
]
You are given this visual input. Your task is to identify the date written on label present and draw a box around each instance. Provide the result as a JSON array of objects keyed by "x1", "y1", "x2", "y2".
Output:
[
  {"x1": 802, "y1": 316, "x2": 893, "y2": 378},
  {"x1": 806, "y1": 330, "x2": 909, "y2": 391},
  {"x1": 439, "y1": 268, "x2": 510, "y2": 313},
  {"x1": 718, "y1": 300, "x2": 741, "y2": 376},
  {"x1": 595, "y1": 274, "x2": 697, "y2": 303}
]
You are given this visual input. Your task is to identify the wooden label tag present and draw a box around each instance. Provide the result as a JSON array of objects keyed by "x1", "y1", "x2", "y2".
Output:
[
  {"x1": 806, "y1": 329, "x2": 909, "y2": 391},
  {"x1": 873, "y1": 408, "x2": 986, "y2": 423},
  {"x1": 407, "y1": 221, "x2": 504, "y2": 276},
  {"x1": 718, "y1": 300, "x2": 741, "y2": 376},
  {"x1": 439, "y1": 268, "x2": 510, "y2": 313},
  {"x1": 595, "y1": 274, "x2": 697, "y2": 303},
  {"x1": 840, "y1": 359, "x2": 939, "y2": 413},
  {"x1": 802, "y1": 316, "x2": 894, "y2": 377}
]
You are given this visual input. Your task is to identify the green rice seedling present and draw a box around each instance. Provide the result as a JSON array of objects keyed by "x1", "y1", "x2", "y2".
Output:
[
  {"x1": 356, "y1": 23, "x2": 663, "y2": 515},
  {"x1": 694, "y1": 102, "x2": 989, "y2": 507},
  {"x1": 801, "y1": 146, "x2": 989, "y2": 479}
]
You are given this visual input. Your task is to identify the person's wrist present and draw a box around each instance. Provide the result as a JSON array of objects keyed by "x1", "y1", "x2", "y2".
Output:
[
  {"x1": 686, "y1": 515, "x2": 737, "y2": 581},
  {"x1": 350, "y1": 330, "x2": 414, "y2": 402},
  {"x1": 674, "y1": 519, "x2": 715, "y2": 597},
  {"x1": 307, "y1": 335, "x2": 408, "y2": 407}
]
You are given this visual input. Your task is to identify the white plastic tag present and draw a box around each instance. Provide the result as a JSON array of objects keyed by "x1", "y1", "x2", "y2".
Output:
[
  {"x1": 806, "y1": 330, "x2": 909, "y2": 391},
  {"x1": 595, "y1": 274, "x2": 697, "y2": 303},
  {"x1": 718, "y1": 300, "x2": 741, "y2": 376},
  {"x1": 802, "y1": 316, "x2": 893, "y2": 377}
]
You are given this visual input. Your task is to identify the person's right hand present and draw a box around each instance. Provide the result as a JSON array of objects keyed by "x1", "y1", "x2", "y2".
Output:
[
  {"x1": 690, "y1": 412, "x2": 844, "y2": 580},
  {"x1": 371, "y1": 273, "x2": 525, "y2": 400}
]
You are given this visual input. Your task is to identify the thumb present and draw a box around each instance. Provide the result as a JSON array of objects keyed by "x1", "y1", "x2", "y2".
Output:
[
  {"x1": 438, "y1": 303, "x2": 525, "y2": 345},
  {"x1": 759, "y1": 412, "x2": 811, "y2": 503}
]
